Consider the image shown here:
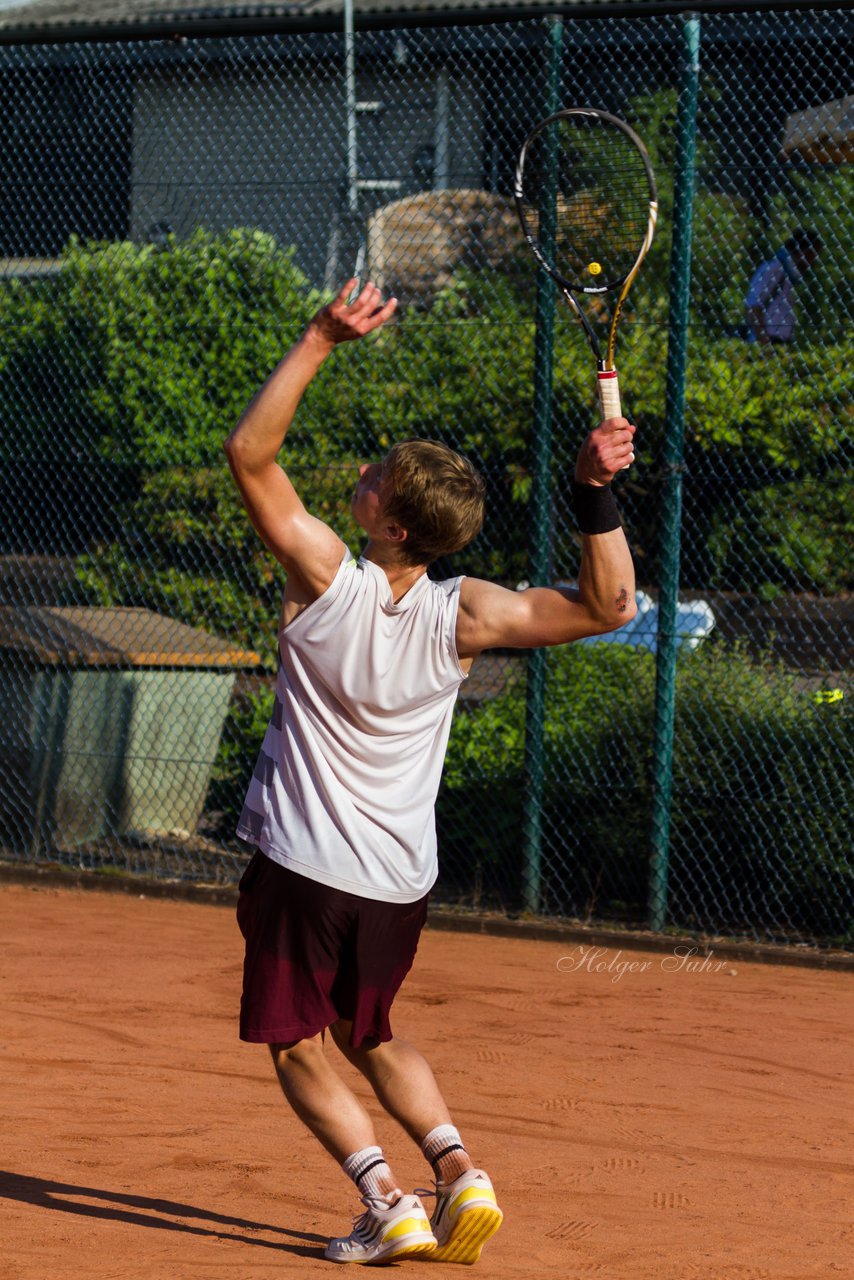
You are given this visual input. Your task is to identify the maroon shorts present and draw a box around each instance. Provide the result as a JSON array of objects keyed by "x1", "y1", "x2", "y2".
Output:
[{"x1": 236, "y1": 851, "x2": 429, "y2": 1049}]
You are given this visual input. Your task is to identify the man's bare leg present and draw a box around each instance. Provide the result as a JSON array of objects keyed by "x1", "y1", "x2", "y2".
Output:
[
  {"x1": 329, "y1": 1019, "x2": 501, "y2": 1264},
  {"x1": 269, "y1": 1036, "x2": 399, "y2": 1195},
  {"x1": 329, "y1": 1020, "x2": 472, "y2": 1162},
  {"x1": 270, "y1": 1035, "x2": 439, "y2": 1265}
]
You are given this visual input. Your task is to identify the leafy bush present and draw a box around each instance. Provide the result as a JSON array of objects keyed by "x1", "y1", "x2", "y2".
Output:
[
  {"x1": 0, "y1": 228, "x2": 320, "y2": 467},
  {"x1": 684, "y1": 341, "x2": 852, "y2": 471},
  {"x1": 2, "y1": 228, "x2": 850, "y2": 597},
  {"x1": 666, "y1": 643, "x2": 852, "y2": 940},
  {"x1": 707, "y1": 476, "x2": 854, "y2": 594},
  {"x1": 437, "y1": 642, "x2": 852, "y2": 940}
]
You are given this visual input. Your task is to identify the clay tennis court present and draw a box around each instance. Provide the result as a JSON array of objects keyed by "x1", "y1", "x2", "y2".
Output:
[{"x1": 1, "y1": 879, "x2": 851, "y2": 1279}]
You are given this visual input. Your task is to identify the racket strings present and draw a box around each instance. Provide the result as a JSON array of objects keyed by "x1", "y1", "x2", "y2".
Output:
[{"x1": 519, "y1": 117, "x2": 652, "y2": 291}]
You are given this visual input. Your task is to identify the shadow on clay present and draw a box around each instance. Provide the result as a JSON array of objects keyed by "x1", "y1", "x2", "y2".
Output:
[{"x1": 0, "y1": 1169, "x2": 326, "y2": 1258}]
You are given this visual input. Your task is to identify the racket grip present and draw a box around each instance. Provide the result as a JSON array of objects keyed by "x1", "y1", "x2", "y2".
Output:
[
  {"x1": 597, "y1": 368, "x2": 632, "y2": 471},
  {"x1": 597, "y1": 368, "x2": 622, "y2": 421}
]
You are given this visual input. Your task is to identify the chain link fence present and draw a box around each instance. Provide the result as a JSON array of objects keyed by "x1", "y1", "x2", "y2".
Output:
[{"x1": 0, "y1": 3, "x2": 850, "y2": 947}]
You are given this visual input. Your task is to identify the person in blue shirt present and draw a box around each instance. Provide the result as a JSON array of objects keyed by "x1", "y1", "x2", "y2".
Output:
[{"x1": 744, "y1": 228, "x2": 822, "y2": 345}]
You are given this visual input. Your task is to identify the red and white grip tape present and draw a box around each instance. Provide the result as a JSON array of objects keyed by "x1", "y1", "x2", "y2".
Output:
[{"x1": 597, "y1": 368, "x2": 622, "y2": 421}]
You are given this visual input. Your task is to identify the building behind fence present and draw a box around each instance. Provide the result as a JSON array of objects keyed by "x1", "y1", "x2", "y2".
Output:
[{"x1": 0, "y1": 0, "x2": 851, "y2": 948}]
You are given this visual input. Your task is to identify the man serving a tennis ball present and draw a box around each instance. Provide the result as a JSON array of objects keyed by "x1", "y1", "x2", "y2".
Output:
[{"x1": 224, "y1": 279, "x2": 637, "y2": 1265}]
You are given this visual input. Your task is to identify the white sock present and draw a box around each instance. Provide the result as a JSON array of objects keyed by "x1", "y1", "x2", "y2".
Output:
[
  {"x1": 342, "y1": 1145, "x2": 398, "y2": 1203},
  {"x1": 421, "y1": 1124, "x2": 473, "y2": 1185}
]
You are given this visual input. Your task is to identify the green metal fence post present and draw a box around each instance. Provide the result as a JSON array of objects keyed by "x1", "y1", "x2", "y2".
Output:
[
  {"x1": 648, "y1": 12, "x2": 701, "y2": 932},
  {"x1": 522, "y1": 14, "x2": 563, "y2": 914}
]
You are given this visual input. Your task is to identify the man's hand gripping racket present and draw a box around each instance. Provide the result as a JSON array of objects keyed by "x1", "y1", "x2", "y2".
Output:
[{"x1": 514, "y1": 107, "x2": 657, "y2": 462}]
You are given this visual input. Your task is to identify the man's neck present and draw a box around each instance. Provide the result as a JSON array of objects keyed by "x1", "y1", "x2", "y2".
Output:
[{"x1": 362, "y1": 543, "x2": 429, "y2": 604}]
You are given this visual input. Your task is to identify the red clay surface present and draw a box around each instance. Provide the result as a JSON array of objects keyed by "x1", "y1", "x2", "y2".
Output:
[{"x1": 1, "y1": 882, "x2": 851, "y2": 1280}]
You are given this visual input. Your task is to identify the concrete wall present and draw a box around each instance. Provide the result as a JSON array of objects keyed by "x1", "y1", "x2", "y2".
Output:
[{"x1": 130, "y1": 61, "x2": 483, "y2": 287}]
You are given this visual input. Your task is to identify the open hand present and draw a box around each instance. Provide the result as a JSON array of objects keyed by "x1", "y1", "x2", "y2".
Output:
[
  {"x1": 574, "y1": 416, "x2": 636, "y2": 486},
  {"x1": 309, "y1": 279, "x2": 398, "y2": 347}
]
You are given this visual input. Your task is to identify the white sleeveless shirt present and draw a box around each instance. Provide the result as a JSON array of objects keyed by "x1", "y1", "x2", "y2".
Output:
[{"x1": 237, "y1": 552, "x2": 467, "y2": 902}]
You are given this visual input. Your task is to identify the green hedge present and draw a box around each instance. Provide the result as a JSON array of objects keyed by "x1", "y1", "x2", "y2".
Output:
[
  {"x1": 437, "y1": 642, "x2": 852, "y2": 942},
  {"x1": 1, "y1": 229, "x2": 850, "y2": 613},
  {"x1": 0, "y1": 229, "x2": 318, "y2": 468}
]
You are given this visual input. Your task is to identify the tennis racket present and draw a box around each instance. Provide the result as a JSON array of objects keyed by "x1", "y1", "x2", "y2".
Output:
[{"x1": 514, "y1": 107, "x2": 657, "y2": 428}]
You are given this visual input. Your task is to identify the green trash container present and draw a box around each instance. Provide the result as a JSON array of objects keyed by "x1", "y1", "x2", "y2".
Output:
[{"x1": 0, "y1": 606, "x2": 259, "y2": 856}]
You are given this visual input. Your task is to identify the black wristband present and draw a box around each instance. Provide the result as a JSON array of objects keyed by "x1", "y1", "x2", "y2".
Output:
[{"x1": 571, "y1": 481, "x2": 622, "y2": 535}]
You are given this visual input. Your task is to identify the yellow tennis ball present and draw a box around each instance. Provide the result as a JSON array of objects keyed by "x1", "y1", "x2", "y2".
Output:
[{"x1": 588, "y1": 261, "x2": 602, "y2": 276}]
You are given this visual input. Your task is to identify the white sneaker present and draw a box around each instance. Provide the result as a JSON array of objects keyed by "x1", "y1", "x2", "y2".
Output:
[
  {"x1": 324, "y1": 1190, "x2": 437, "y2": 1265},
  {"x1": 425, "y1": 1168, "x2": 503, "y2": 1264}
]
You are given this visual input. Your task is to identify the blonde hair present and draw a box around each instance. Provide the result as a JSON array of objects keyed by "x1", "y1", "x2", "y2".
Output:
[{"x1": 381, "y1": 439, "x2": 485, "y2": 566}]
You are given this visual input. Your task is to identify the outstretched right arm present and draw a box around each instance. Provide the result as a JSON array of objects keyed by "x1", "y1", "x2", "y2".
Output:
[{"x1": 456, "y1": 416, "x2": 637, "y2": 657}]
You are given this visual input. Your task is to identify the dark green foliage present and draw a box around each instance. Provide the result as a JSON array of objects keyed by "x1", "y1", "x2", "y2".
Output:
[
  {"x1": 1, "y1": 228, "x2": 850, "y2": 599},
  {"x1": 438, "y1": 645, "x2": 652, "y2": 916},
  {"x1": 70, "y1": 460, "x2": 364, "y2": 669},
  {"x1": 0, "y1": 228, "x2": 320, "y2": 467},
  {"x1": 666, "y1": 643, "x2": 852, "y2": 939},
  {"x1": 438, "y1": 642, "x2": 853, "y2": 940},
  {"x1": 708, "y1": 476, "x2": 854, "y2": 594}
]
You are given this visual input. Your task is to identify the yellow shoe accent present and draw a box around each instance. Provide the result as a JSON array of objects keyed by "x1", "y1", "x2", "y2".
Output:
[
  {"x1": 451, "y1": 1185, "x2": 498, "y2": 1215},
  {"x1": 386, "y1": 1239, "x2": 437, "y2": 1261},
  {"x1": 430, "y1": 1204, "x2": 504, "y2": 1265},
  {"x1": 325, "y1": 1193, "x2": 437, "y2": 1264},
  {"x1": 384, "y1": 1216, "x2": 432, "y2": 1242}
]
